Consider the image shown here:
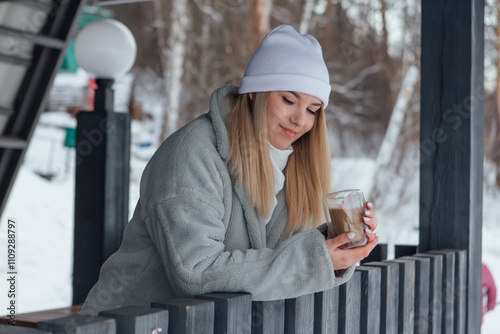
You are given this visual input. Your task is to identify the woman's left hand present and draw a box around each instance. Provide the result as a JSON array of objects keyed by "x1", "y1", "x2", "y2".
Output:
[{"x1": 362, "y1": 201, "x2": 378, "y2": 242}]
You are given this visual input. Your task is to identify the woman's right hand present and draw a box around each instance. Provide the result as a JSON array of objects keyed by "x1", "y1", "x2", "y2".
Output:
[{"x1": 325, "y1": 232, "x2": 378, "y2": 270}]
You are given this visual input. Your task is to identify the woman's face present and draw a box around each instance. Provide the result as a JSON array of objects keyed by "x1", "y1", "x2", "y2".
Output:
[{"x1": 266, "y1": 91, "x2": 321, "y2": 150}]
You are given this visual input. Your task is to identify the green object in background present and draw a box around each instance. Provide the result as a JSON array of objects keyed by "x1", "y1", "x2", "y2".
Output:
[
  {"x1": 64, "y1": 127, "x2": 76, "y2": 148},
  {"x1": 60, "y1": 5, "x2": 114, "y2": 73}
]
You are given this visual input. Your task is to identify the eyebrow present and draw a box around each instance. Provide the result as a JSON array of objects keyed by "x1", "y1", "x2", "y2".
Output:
[{"x1": 288, "y1": 91, "x2": 322, "y2": 107}]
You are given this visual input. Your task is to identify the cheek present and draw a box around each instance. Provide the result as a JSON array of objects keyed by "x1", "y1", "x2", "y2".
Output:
[{"x1": 305, "y1": 117, "x2": 315, "y2": 133}]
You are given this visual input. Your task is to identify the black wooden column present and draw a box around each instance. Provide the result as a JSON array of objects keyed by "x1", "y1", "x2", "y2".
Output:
[
  {"x1": 420, "y1": 0, "x2": 483, "y2": 332},
  {"x1": 73, "y1": 79, "x2": 131, "y2": 304}
]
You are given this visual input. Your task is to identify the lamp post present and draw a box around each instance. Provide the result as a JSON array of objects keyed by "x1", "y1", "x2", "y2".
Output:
[{"x1": 72, "y1": 19, "x2": 137, "y2": 304}]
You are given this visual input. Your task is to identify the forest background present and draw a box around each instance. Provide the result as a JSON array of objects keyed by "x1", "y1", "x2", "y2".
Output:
[{"x1": 103, "y1": 0, "x2": 500, "y2": 206}]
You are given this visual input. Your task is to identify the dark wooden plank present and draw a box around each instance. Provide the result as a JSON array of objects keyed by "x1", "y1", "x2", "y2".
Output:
[
  {"x1": 420, "y1": 0, "x2": 483, "y2": 332},
  {"x1": 338, "y1": 270, "x2": 361, "y2": 334},
  {"x1": 356, "y1": 266, "x2": 381, "y2": 334},
  {"x1": 0, "y1": 304, "x2": 82, "y2": 328},
  {"x1": 363, "y1": 261, "x2": 399, "y2": 334},
  {"x1": 454, "y1": 250, "x2": 467, "y2": 334},
  {"x1": 252, "y1": 299, "x2": 285, "y2": 334},
  {"x1": 314, "y1": 286, "x2": 338, "y2": 334},
  {"x1": 413, "y1": 253, "x2": 443, "y2": 334},
  {"x1": 429, "y1": 250, "x2": 455, "y2": 334},
  {"x1": 360, "y1": 244, "x2": 387, "y2": 264},
  {"x1": 152, "y1": 298, "x2": 214, "y2": 334},
  {"x1": 284, "y1": 293, "x2": 314, "y2": 334},
  {"x1": 395, "y1": 245, "x2": 418, "y2": 258},
  {"x1": 400, "y1": 256, "x2": 431, "y2": 334},
  {"x1": 195, "y1": 292, "x2": 252, "y2": 334},
  {"x1": 0, "y1": 324, "x2": 50, "y2": 333},
  {"x1": 37, "y1": 314, "x2": 116, "y2": 333},
  {"x1": 389, "y1": 259, "x2": 415, "y2": 334},
  {"x1": 99, "y1": 306, "x2": 168, "y2": 334}
]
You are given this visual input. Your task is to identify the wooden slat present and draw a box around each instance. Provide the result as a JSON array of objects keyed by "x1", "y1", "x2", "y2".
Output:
[
  {"x1": 0, "y1": 52, "x2": 31, "y2": 66},
  {"x1": 0, "y1": 136, "x2": 27, "y2": 149},
  {"x1": 395, "y1": 245, "x2": 418, "y2": 258},
  {"x1": 428, "y1": 249, "x2": 467, "y2": 334},
  {"x1": 0, "y1": 324, "x2": 50, "y2": 333},
  {"x1": 195, "y1": 292, "x2": 252, "y2": 334},
  {"x1": 99, "y1": 306, "x2": 169, "y2": 334},
  {"x1": 400, "y1": 255, "x2": 431, "y2": 334},
  {"x1": 364, "y1": 261, "x2": 399, "y2": 334},
  {"x1": 338, "y1": 270, "x2": 361, "y2": 334},
  {"x1": 413, "y1": 253, "x2": 443, "y2": 334},
  {"x1": 391, "y1": 259, "x2": 416, "y2": 334},
  {"x1": 37, "y1": 314, "x2": 116, "y2": 333},
  {"x1": 314, "y1": 286, "x2": 338, "y2": 334},
  {"x1": 0, "y1": 106, "x2": 14, "y2": 117},
  {"x1": 0, "y1": 26, "x2": 65, "y2": 49},
  {"x1": 152, "y1": 298, "x2": 214, "y2": 334},
  {"x1": 0, "y1": 0, "x2": 52, "y2": 12},
  {"x1": 429, "y1": 250, "x2": 455, "y2": 334},
  {"x1": 252, "y1": 299, "x2": 285, "y2": 334},
  {"x1": 284, "y1": 293, "x2": 315, "y2": 334},
  {"x1": 0, "y1": 304, "x2": 82, "y2": 328},
  {"x1": 454, "y1": 250, "x2": 467, "y2": 334},
  {"x1": 356, "y1": 266, "x2": 381, "y2": 334},
  {"x1": 360, "y1": 244, "x2": 388, "y2": 264}
]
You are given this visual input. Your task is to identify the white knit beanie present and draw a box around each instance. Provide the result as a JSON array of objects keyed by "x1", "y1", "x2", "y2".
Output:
[{"x1": 239, "y1": 25, "x2": 331, "y2": 107}]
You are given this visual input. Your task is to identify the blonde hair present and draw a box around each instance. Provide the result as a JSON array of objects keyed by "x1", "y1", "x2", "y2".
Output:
[{"x1": 226, "y1": 92, "x2": 331, "y2": 231}]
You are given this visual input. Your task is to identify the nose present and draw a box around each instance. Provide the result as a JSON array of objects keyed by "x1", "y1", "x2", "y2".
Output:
[{"x1": 290, "y1": 108, "x2": 306, "y2": 127}]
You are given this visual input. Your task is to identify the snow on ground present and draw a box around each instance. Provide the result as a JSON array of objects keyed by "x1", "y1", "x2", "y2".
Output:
[{"x1": 0, "y1": 110, "x2": 498, "y2": 332}]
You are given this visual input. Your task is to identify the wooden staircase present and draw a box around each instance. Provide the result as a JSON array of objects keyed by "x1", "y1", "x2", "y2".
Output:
[{"x1": 0, "y1": 0, "x2": 86, "y2": 216}]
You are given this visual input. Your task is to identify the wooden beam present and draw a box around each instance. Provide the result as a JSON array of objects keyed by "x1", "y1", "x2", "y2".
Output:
[{"x1": 419, "y1": 0, "x2": 483, "y2": 332}]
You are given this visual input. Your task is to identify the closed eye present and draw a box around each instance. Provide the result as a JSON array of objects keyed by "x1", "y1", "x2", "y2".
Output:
[
  {"x1": 282, "y1": 96, "x2": 294, "y2": 105},
  {"x1": 307, "y1": 108, "x2": 319, "y2": 116}
]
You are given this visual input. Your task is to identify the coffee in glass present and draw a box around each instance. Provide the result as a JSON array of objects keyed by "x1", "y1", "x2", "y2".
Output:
[{"x1": 323, "y1": 189, "x2": 367, "y2": 249}]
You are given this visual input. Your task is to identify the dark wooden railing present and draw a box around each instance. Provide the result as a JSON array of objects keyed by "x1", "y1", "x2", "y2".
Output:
[{"x1": 0, "y1": 247, "x2": 467, "y2": 334}]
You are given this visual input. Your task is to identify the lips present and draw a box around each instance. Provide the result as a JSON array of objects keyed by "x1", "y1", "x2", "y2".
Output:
[{"x1": 280, "y1": 125, "x2": 297, "y2": 138}]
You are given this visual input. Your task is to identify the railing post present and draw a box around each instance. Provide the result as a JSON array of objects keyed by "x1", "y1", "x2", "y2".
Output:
[
  {"x1": 413, "y1": 253, "x2": 443, "y2": 334},
  {"x1": 429, "y1": 250, "x2": 456, "y2": 334},
  {"x1": 284, "y1": 293, "x2": 315, "y2": 334},
  {"x1": 252, "y1": 299, "x2": 285, "y2": 334},
  {"x1": 195, "y1": 292, "x2": 252, "y2": 334},
  {"x1": 37, "y1": 314, "x2": 116, "y2": 333},
  {"x1": 420, "y1": 0, "x2": 484, "y2": 331},
  {"x1": 364, "y1": 261, "x2": 399, "y2": 334},
  {"x1": 338, "y1": 270, "x2": 361, "y2": 334},
  {"x1": 400, "y1": 255, "x2": 431, "y2": 334},
  {"x1": 99, "y1": 306, "x2": 169, "y2": 334},
  {"x1": 152, "y1": 298, "x2": 214, "y2": 334},
  {"x1": 356, "y1": 266, "x2": 381, "y2": 334},
  {"x1": 391, "y1": 258, "x2": 415, "y2": 334},
  {"x1": 314, "y1": 286, "x2": 339, "y2": 334}
]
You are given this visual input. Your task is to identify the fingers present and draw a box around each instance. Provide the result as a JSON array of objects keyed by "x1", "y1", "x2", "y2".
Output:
[
  {"x1": 326, "y1": 233, "x2": 379, "y2": 270},
  {"x1": 344, "y1": 234, "x2": 379, "y2": 262},
  {"x1": 363, "y1": 201, "x2": 377, "y2": 232},
  {"x1": 326, "y1": 232, "x2": 357, "y2": 250}
]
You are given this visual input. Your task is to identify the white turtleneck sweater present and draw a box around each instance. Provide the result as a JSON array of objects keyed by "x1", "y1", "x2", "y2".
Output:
[{"x1": 263, "y1": 143, "x2": 293, "y2": 225}]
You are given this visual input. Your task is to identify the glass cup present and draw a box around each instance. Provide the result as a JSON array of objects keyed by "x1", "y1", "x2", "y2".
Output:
[{"x1": 323, "y1": 189, "x2": 368, "y2": 249}]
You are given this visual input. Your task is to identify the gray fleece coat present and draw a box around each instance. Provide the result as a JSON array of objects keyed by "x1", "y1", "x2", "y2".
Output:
[{"x1": 82, "y1": 85, "x2": 354, "y2": 315}]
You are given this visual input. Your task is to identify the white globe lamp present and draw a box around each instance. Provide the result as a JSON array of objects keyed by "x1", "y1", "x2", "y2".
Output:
[{"x1": 74, "y1": 19, "x2": 137, "y2": 80}]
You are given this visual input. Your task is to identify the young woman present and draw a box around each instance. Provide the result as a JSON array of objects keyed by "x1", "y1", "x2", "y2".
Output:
[{"x1": 82, "y1": 24, "x2": 378, "y2": 314}]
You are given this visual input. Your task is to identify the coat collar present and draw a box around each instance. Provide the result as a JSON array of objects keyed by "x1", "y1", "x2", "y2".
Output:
[{"x1": 206, "y1": 84, "x2": 238, "y2": 161}]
